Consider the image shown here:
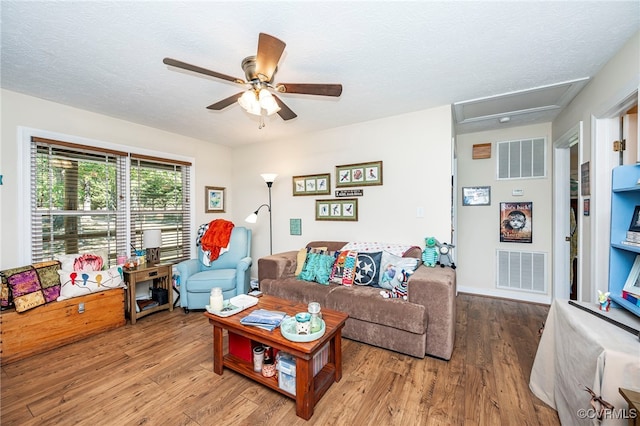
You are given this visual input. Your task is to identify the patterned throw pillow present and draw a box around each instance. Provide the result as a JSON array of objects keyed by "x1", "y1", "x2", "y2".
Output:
[
  {"x1": 354, "y1": 251, "x2": 383, "y2": 286},
  {"x1": 295, "y1": 246, "x2": 327, "y2": 276},
  {"x1": 378, "y1": 251, "x2": 420, "y2": 290},
  {"x1": 2, "y1": 260, "x2": 62, "y2": 312},
  {"x1": 330, "y1": 250, "x2": 358, "y2": 286},
  {"x1": 298, "y1": 250, "x2": 338, "y2": 285},
  {"x1": 57, "y1": 266, "x2": 125, "y2": 301}
]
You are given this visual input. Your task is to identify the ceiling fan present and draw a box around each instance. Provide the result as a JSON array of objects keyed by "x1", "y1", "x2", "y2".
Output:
[{"x1": 163, "y1": 33, "x2": 342, "y2": 124}]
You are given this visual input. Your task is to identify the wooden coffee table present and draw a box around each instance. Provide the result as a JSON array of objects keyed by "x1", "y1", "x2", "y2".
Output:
[{"x1": 204, "y1": 294, "x2": 348, "y2": 420}]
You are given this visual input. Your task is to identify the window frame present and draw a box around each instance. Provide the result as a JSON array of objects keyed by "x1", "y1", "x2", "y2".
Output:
[{"x1": 19, "y1": 128, "x2": 195, "y2": 266}]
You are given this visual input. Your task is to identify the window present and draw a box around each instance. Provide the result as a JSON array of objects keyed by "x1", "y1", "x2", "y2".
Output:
[
  {"x1": 130, "y1": 155, "x2": 191, "y2": 264},
  {"x1": 30, "y1": 137, "x2": 191, "y2": 266}
]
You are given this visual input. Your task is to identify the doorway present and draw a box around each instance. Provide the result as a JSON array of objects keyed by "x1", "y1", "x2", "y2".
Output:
[{"x1": 553, "y1": 123, "x2": 582, "y2": 301}]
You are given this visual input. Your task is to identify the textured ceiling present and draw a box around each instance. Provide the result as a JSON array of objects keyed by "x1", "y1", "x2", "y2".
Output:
[{"x1": 1, "y1": 1, "x2": 638, "y2": 147}]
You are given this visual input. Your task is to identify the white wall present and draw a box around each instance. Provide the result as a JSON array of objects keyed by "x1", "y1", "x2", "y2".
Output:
[
  {"x1": 231, "y1": 106, "x2": 454, "y2": 277},
  {"x1": 456, "y1": 123, "x2": 554, "y2": 303},
  {"x1": 0, "y1": 89, "x2": 233, "y2": 269},
  {"x1": 553, "y1": 31, "x2": 639, "y2": 302}
]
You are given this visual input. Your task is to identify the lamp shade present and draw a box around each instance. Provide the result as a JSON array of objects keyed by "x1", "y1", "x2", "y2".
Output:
[
  {"x1": 261, "y1": 173, "x2": 277, "y2": 184},
  {"x1": 143, "y1": 229, "x2": 162, "y2": 248},
  {"x1": 245, "y1": 213, "x2": 258, "y2": 223}
]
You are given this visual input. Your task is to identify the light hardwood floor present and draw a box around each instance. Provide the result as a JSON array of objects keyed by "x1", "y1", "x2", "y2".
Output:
[{"x1": 1, "y1": 293, "x2": 559, "y2": 425}]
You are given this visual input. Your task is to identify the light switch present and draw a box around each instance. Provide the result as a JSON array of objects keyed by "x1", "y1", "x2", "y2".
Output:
[
  {"x1": 512, "y1": 189, "x2": 524, "y2": 196},
  {"x1": 416, "y1": 207, "x2": 424, "y2": 218}
]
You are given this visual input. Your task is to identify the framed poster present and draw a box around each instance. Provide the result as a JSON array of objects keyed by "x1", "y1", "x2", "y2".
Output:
[
  {"x1": 581, "y1": 161, "x2": 590, "y2": 196},
  {"x1": 462, "y1": 186, "x2": 491, "y2": 206},
  {"x1": 623, "y1": 255, "x2": 640, "y2": 297},
  {"x1": 315, "y1": 198, "x2": 358, "y2": 221},
  {"x1": 292, "y1": 173, "x2": 331, "y2": 196},
  {"x1": 500, "y1": 201, "x2": 532, "y2": 243},
  {"x1": 628, "y1": 205, "x2": 640, "y2": 232},
  {"x1": 205, "y1": 186, "x2": 225, "y2": 213},
  {"x1": 336, "y1": 161, "x2": 383, "y2": 187}
]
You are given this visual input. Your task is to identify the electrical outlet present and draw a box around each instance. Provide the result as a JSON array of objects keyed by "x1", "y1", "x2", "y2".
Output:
[{"x1": 78, "y1": 302, "x2": 85, "y2": 313}]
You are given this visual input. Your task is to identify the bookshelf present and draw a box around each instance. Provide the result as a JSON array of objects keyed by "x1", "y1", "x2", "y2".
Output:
[{"x1": 609, "y1": 164, "x2": 640, "y2": 317}]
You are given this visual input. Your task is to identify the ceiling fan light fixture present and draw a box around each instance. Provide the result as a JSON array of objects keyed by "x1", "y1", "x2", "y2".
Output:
[
  {"x1": 258, "y1": 89, "x2": 281, "y2": 115},
  {"x1": 238, "y1": 90, "x2": 262, "y2": 115}
]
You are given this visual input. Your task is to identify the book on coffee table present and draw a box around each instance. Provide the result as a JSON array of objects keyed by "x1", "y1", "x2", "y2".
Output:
[{"x1": 240, "y1": 309, "x2": 288, "y2": 331}]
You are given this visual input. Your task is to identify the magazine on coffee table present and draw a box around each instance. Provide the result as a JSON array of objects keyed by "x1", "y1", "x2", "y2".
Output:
[
  {"x1": 240, "y1": 309, "x2": 288, "y2": 331},
  {"x1": 206, "y1": 294, "x2": 259, "y2": 317}
]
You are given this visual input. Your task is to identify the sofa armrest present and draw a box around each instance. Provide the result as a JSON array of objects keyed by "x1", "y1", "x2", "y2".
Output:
[
  {"x1": 236, "y1": 256, "x2": 252, "y2": 294},
  {"x1": 258, "y1": 251, "x2": 299, "y2": 283},
  {"x1": 407, "y1": 265, "x2": 456, "y2": 360}
]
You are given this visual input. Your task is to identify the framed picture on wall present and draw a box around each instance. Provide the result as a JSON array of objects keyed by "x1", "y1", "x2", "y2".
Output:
[
  {"x1": 315, "y1": 198, "x2": 358, "y2": 221},
  {"x1": 335, "y1": 161, "x2": 383, "y2": 187},
  {"x1": 292, "y1": 173, "x2": 331, "y2": 196},
  {"x1": 462, "y1": 186, "x2": 491, "y2": 206},
  {"x1": 205, "y1": 186, "x2": 225, "y2": 213},
  {"x1": 499, "y1": 201, "x2": 532, "y2": 243}
]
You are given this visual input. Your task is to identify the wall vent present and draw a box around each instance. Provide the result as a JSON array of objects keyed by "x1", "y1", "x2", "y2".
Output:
[
  {"x1": 497, "y1": 250, "x2": 546, "y2": 293},
  {"x1": 497, "y1": 138, "x2": 546, "y2": 179}
]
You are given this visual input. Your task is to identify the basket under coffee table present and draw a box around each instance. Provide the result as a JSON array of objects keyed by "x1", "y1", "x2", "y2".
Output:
[{"x1": 204, "y1": 294, "x2": 349, "y2": 420}]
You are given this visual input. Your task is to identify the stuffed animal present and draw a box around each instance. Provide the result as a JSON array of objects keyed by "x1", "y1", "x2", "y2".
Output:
[
  {"x1": 379, "y1": 269, "x2": 412, "y2": 300},
  {"x1": 437, "y1": 242, "x2": 456, "y2": 269},
  {"x1": 422, "y1": 237, "x2": 439, "y2": 267}
]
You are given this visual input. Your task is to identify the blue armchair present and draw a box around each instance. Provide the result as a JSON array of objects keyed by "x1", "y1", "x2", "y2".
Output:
[{"x1": 176, "y1": 226, "x2": 252, "y2": 313}]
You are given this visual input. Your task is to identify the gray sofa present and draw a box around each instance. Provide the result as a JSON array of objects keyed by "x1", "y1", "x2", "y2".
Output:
[{"x1": 258, "y1": 241, "x2": 456, "y2": 360}]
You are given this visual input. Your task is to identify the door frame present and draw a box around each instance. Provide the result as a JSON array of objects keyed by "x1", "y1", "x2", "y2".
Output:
[{"x1": 553, "y1": 122, "x2": 582, "y2": 300}]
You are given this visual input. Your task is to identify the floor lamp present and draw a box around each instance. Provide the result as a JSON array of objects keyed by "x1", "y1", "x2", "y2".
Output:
[{"x1": 245, "y1": 173, "x2": 277, "y2": 255}]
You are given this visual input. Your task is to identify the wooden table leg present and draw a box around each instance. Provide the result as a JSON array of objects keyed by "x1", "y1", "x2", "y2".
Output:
[
  {"x1": 212, "y1": 325, "x2": 223, "y2": 375},
  {"x1": 332, "y1": 328, "x2": 343, "y2": 382},
  {"x1": 296, "y1": 357, "x2": 314, "y2": 420}
]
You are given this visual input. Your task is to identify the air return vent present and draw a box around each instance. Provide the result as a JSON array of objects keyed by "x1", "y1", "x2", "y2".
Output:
[
  {"x1": 497, "y1": 250, "x2": 546, "y2": 293},
  {"x1": 497, "y1": 138, "x2": 546, "y2": 179}
]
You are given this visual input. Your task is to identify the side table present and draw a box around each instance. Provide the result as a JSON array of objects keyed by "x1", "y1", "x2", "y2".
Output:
[{"x1": 123, "y1": 264, "x2": 173, "y2": 324}]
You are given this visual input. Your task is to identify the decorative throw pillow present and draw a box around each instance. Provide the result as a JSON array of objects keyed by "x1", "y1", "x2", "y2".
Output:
[
  {"x1": 295, "y1": 246, "x2": 327, "y2": 276},
  {"x1": 2, "y1": 260, "x2": 62, "y2": 312},
  {"x1": 6, "y1": 268, "x2": 46, "y2": 312},
  {"x1": 298, "y1": 250, "x2": 337, "y2": 285},
  {"x1": 57, "y1": 266, "x2": 125, "y2": 301},
  {"x1": 55, "y1": 251, "x2": 108, "y2": 271},
  {"x1": 330, "y1": 250, "x2": 358, "y2": 286},
  {"x1": 378, "y1": 251, "x2": 420, "y2": 290},
  {"x1": 354, "y1": 251, "x2": 383, "y2": 286}
]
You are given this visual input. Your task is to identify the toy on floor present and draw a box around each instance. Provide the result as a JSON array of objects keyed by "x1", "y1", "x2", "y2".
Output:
[
  {"x1": 379, "y1": 269, "x2": 412, "y2": 300},
  {"x1": 422, "y1": 237, "x2": 439, "y2": 267},
  {"x1": 437, "y1": 242, "x2": 456, "y2": 269}
]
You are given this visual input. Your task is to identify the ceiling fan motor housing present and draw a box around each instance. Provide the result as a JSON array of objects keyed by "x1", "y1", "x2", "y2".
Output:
[{"x1": 242, "y1": 56, "x2": 275, "y2": 84}]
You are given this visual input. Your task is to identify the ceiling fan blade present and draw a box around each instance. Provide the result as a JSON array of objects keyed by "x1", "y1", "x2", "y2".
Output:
[
  {"x1": 255, "y1": 33, "x2": 286, "y2": 82},
  {"x1": 276, "y1": 83, "x2": 342, "y2": 97},
  {"x1": 163, "y1": 58, "x2": 245, "y2": 84},
  {"x1": 206, "y1": 92, "x2": 244, "y2": 110},
  {"x1": 273, "y1": 95, "x2": 297, "y2": 120}
]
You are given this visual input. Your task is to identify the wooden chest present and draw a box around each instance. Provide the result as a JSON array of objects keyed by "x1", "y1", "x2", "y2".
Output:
[{"x1": 0, "y1": 289, "x2": 125, "y2": 364}]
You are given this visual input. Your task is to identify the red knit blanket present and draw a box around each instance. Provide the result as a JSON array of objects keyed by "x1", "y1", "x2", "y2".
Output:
[{"x1": 200, "y1": 219, "x2": 234, "y2": 262}]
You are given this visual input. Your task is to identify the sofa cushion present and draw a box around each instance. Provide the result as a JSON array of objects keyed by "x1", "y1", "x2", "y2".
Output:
[
  {"x1": 260, "y1": 277, "x2": 339, "y2": 306},
  {"x1": 57, "y1": 266, "x2": 125, "y2": 301},
  {"x1": 354, "y1": 251, "x2": 382, "y2": 286},
  {"x1": 326, "y1": 285, "x2": 426, "y2": 334},
  {"x1": 180, "y1": 269, "x2": 238, "y2": 293}
]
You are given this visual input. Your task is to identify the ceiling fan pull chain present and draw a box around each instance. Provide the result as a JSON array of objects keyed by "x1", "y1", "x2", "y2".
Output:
[{"x1": 259, "y1": 114, "x2": 265, "y2": 129}]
